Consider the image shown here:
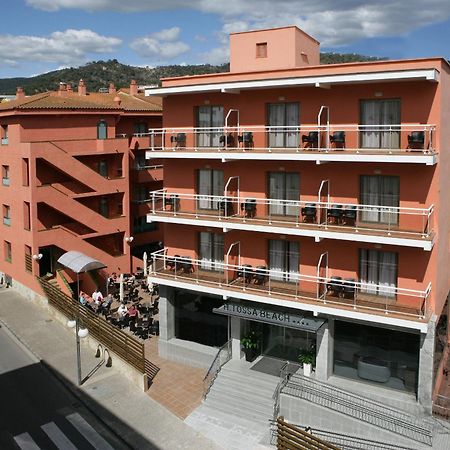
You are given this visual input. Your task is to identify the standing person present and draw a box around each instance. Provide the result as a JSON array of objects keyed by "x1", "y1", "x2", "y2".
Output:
[{"x1": 92, "y1": 288, "x2": 103, "y2": 303}]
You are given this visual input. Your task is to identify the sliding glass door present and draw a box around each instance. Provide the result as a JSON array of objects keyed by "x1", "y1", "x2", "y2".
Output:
[
  {"x1": 199, "y1": 232, "x2": 224, "y2": 271},
  {"x1": 360, "y1": 249, "x2": 397, "y2": 297},
  {"x1": 268, "y1": 172, "x2": 300, "y2": 216},
  {"x1": 360, "y1": 99, "x2": 400, "y2": 149},
  {"x1": 269, "y1": 240, "x2": 299, "y2": 282},
  {"x1": 268, "y1": 103, "x2": 300, "y2": 148},
  {"x1": 198, "y1": 169, "x2": 224, "y2": 210},
  {"x1": 360, "y1": 175, "x2": 399, "y2": 225},
  {"x1": 197, "y1": 106, "x2": 224, "y2": 147}
]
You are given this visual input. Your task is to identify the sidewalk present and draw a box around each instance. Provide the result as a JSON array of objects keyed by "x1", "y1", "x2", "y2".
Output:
[{"x1": 0, "y1": 287, "x2": 221, "y2": 450}]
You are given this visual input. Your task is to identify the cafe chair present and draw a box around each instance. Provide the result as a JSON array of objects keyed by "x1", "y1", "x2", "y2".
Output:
[
  {"x1": 301, "y1": 131, "x2": 319, "y2": 149},
  {"x1": 238, "y1": 132, "x2": 254, "y2": 149},
  {"x1": 170, "y1": 132, "x2": 186, "y2": 148},
  {"x1": 330, "y1": 131, "x2": 346, "y2": 149},
  {"x1": 301, "y1": 203, "x2": 317, "y2": 223},
  {"x1": 407, "y1": 131, "x2": 425, "y2": 150}
]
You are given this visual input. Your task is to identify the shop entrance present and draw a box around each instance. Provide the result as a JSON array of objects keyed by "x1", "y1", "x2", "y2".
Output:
[{"x1": 247, "y1": 320, "x2": 314, "y2": 363}]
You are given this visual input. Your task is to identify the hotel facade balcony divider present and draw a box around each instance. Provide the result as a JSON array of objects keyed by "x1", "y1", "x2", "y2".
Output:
[
  {"x1": 145, "y1": 124, "x2": 437, "y2": 164},
  {"x1": 149, "y1": 248, "x2": 431, "y2": 330},
  {"x1": 147, "y1": 189, "x2": 434, "y2": 250}
]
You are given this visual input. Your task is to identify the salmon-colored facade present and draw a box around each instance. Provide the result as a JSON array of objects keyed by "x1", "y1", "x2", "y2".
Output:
[
  {"x1": 145, "y1": 26, "x2": 449, "y2": 412},
  {"x1": 0, "y1": 81, "x2": 163, "y2": 296}
]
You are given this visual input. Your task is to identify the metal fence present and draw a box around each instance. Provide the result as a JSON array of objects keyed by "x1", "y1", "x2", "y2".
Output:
[{"x1": 203, "y1": 340, "x2": 232, "y2": 399}]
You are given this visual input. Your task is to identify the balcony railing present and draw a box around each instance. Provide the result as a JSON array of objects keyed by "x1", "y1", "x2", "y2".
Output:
[
  {"x1": 134, "y1": 163, "x2": 164, "y2": 171},
  {"x1": 145, "y1": 124, "x2": 436, "y2": 154},
  {"x1": 148, "y1": 190, "x2": 434, "y2": 240},
  {"x1": 150, "y1": 249, "x2": 431, "y2": 321}
]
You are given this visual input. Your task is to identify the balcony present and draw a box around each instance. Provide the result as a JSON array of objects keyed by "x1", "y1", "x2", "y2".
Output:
[
  {"x1": 149, "y1": 249, "x2": 431, "y2": 331},
  {"x1": 145, "y1": 124, "x2": 437, "y2": 165},
  {"x1": 147, "y1": 190, "x2": 435, "y2": 250}
]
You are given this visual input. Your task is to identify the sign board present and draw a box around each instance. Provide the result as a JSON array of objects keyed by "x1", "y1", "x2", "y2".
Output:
[{"x1": 213, "y1": 301, "x2": 325, "y2": 332}]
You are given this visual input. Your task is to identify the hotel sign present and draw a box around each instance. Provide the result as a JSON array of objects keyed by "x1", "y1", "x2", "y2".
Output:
[{"x1": 213, "y1": 301, "x2": 325, "y2": 332}]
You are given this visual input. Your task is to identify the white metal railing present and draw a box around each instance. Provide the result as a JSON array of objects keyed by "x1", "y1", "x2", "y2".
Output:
[
  {"x1": 150, "y1": 248, "x2": 431, "y2": 320},
  {"x1": 145, "y1": 123, "x2": 436, "y2": 154},
  {"x1": 148, "y1": 189, "x2": 434, "y2": 239},
  {"x1": 135, "y1": 163, "x2": 164, "y2": 171}
]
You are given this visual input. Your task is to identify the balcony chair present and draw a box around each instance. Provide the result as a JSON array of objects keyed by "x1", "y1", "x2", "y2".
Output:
[
  {"x1": 170, "y1": 132, "x2": 186, "y2": 148},
  {"x1": 219, "y1": 134, "x2": 235, "y2": 147},
  {"x1": 342, "y1": 205, "x2": 357, "y2": 225},
  {"x1": 237, "y1": 264, "x2": 254, "y2": 283},
  {"x1": 342, "y1": 278, "x2": 356, "y2": 299},
  {"x1": 165, "y1": 194, "x2": 179, "y2": 212},
  {"x1": 407, "y1": 131, "x2": 425, "y2": 150},
  {"x1": 180, "y1": 256, "x2": 194, "y2": 274},
  {"x1": 330, "y1": 131, "x2": 346, "y2": 149},
  {"x1": 301, "y1": 203, "x2": 317, "y2": 223},
  {"x1": 327, "y1": 204, "x2": 344, "y2": 224},
  {"x1": 254, "y1": 266, "x2": 268, "y2": 285},
  {"x1": 301, "y1": 131, "x2": 319, "y2": 149},
  {"x1": 240, "y1": 198, "x2": 257, "y2": 218},
  {"x1": 218, "y1": 198, "x2": 234, "y2": 216},
  {"x1": 237, "y1": 132, "x2": 254, "y2": 149},
  {"x1": 167, "y1": 254, "x2": 181, "y2": 271},
  {"x1": 326, "y1": 276, "x2": 343, "y2": 297}
]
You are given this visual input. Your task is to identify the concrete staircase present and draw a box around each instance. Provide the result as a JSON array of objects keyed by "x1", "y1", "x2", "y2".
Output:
[{"x1": 185, "y1": 359, "x2": 278, "y2": 450}]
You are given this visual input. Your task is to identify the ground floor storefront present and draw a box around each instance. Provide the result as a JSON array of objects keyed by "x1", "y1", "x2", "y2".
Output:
[{"x1": 157, "y1": 286, "x2": 435, "y2": 410}]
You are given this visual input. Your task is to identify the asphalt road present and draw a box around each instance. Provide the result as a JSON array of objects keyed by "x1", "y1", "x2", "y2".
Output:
[{"x1": 0, "y1": 323, "x2": 130, "y2": 450}]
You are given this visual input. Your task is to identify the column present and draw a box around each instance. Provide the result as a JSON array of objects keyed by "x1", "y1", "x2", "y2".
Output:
[
  {"x1": 315, "y1": 318, "x2": 334, "y2": 381},
  {"x1": 418, "y1": 316, "x2": 436, "y2": 413},
  {"x1": 230, "y1": 316, "x2": 242, "y2": 360},
  {"x1": 158, "y1": 286, "x2": 175, "y2": 341}
]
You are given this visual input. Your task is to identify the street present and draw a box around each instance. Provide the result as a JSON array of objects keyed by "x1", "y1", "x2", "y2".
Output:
[{"x1": 0, "y1": 323, "x2": 130, "y2": 450}]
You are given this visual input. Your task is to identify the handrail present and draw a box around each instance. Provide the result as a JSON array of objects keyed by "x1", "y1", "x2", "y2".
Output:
[
  {"x1": 273, "y1": 361, "x2": 292, "y2": 420},
  {"x1": 283, "y1": 373, "x2": 434, "y2": 446},
  {"x1": 202, "y1": 339, "x2": 232, "y2": 399}
]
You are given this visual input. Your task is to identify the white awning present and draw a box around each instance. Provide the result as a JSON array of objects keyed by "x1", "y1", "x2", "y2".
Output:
[{"x1": 57, "y1": 251, "x2": 106, "y2": 274}]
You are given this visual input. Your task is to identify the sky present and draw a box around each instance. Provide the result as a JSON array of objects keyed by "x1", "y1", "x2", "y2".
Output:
[{"x1": 1, "y1": 0, "x2": 450, "y2": 79}]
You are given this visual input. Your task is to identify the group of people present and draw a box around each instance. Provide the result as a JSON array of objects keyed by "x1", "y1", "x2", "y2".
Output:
[{"x1": 79, "y1": 288, "x2": 113, "y2": 314}]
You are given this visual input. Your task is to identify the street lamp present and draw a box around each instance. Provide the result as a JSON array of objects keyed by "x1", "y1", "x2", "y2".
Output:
[
  {"x1": 32, "y1": 253, "x2": 43, "y2": 261},
  {"x1": 125, "y1": 236, "x2": 134, "y2": 272},
  {"x1": 67, "y1": 318, "x2": 89, "y2": 385}
]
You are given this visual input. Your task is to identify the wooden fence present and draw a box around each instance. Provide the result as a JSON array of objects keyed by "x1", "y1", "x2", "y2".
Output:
[
  {"x1": 38, "y1": 276, "x2": 147, "y2": 375},
  {"x1": 276, "y1": 417, "x2": 341, "y2": 450}
]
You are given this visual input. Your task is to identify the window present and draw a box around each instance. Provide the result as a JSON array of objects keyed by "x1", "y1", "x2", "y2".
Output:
[
  {"x1": 98, "y1": 160, "x2": 108, "y2": 177},
  {"x1": 134, "y1": 122, "x2": 147, "y2": 135},
  {"x1": 269, "y1": 240, "x2": 299, "y2": 282},
  {"x1": 197, "y1": 169, "x2": 224, "y2": 210},
  {"x1": 23, "y1": 202, "x2": 31, "y2": 230},
  {"x1": 360, "y1": 99, "x2": 401, "y2": 149},
  {"x1": 267, "y1": 103, "x2": 300, "y2": 148},
  {"x1": 25, "y1": 245, "x2": 32, "y2": 273},
  {"x1": 133, "y1": 216, "x2": 158, "y2": 233},
  {"x1": 2, "y1": 165, "x2": 9, "y2": 186},
  {"x1": 268, "y1": 172, "x2": 300, "y2": 216},
  {"x1": 3, "y1": 205, "x2": 10, "y2": 226},
  {"x1": 22, "y1": 158, "x2": 29, "y2": 186},
  {"x1": 4, "y1": 240, "x2": 11, "y2": 262},
  {"x1": 1, "y1": 125, "x2": 8, "y2": 145},
  {"x1": 97, "y1": 120, "x2": 108, "y2": 140},
  {"x1": 196, "y1": 106, "x2": 224, "y2": 147},
  {"x1": 360, "y1": 175, "x2": 399, "y2": 225},
  {"x1": 359, "y1": 249, "x2": 397, "y2": 297},
  {"x1": 256, "y1": 42, "x2": 267, "y2": 58},
  {"x1": 99, "y1": 197, "x2": 109, "y2": 218},
  {"x1": 199, "y1": 232, "x2": 224, "y2": 271}
]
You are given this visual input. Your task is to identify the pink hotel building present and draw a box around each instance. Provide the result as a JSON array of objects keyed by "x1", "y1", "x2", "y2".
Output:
[{"x1": 145, "y1": 26, "x2": 449, "y2": 411}]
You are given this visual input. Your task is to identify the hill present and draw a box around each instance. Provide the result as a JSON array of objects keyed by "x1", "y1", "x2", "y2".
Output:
[{"x1": 0, "y1": 54, "x2": 386, "y2": 95}]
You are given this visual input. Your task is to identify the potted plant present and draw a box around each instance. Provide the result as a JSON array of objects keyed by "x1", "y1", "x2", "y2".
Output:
[
  {"x1": 241, "y1": 330, "x2": 261, "y2": 362},
  {"x1": 298, "y1": 347, "x2": 316, "y2": 377}
]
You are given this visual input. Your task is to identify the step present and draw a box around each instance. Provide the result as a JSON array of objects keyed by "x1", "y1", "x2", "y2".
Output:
[
  {"x1": 219, "y1": 367, "x2": 280, "y2": 389},
  {"x1": 208, "y1": 383, "x2": 274, "y2": 410},
  {"x1": 211, "y1": 376, "x2": 278, "y2": 399}
]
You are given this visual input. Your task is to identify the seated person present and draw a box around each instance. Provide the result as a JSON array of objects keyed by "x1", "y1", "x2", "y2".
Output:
[
  {"x1": 79, "y1": 291, "x2": 87, "y2": 306},
  {"x1": 117, "y1": 303, "x2": 128, "y2": 318},
  {"x1": 127, "y1": 304, "x2": 139, "y2": 319}
]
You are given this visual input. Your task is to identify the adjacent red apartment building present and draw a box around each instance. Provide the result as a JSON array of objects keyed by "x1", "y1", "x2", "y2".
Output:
[
  {"x1": 0, "y1": 80, "x2": 162, "y2": 297},
  {"x1": 145, "y1": 26, "x2": 449, "y2": 412}
]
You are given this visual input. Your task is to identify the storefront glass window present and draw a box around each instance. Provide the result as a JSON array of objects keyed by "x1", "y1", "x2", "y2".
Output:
[
  {"x1": 333, "y1": 320, "x2": 420, "y2": 393},
  {"x1": 174, "y1": 290, "x2": 228, "y2": 348}
]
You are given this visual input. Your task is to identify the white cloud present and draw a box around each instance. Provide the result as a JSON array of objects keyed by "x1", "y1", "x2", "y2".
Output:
[
  {"x1": 0, "y1": 29, "x2": 121, "y2": 67},
  {"x1": 26, "y1": 0, "x2": 450, "y2": 46},
  {"x1": 130, "y1": 27, "x2": 190, "y2": 60}
]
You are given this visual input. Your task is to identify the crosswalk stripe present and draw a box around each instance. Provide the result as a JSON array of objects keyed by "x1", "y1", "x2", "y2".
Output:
[
  {"x1": 66, "y1": 413, "x2": 115, "y2": 450},
  {"x1": 41, "y1": 421, "x2": 77, "y2": 450},
  {"x1": 13, "y1": 432, "x2": 41, "y2": 450}
]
